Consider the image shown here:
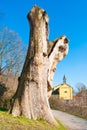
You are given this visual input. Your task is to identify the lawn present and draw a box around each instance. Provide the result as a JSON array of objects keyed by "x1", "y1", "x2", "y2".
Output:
[{"x1": 0, "y1": 108, "x2": 67, "y2": 130}]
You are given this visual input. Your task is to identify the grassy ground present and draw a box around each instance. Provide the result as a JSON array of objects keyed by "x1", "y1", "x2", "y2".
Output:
[{"x1": 0, "y1": 109, "x2": 67, "y2": 130}]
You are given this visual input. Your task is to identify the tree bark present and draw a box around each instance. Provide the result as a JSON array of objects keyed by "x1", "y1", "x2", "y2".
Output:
[
  {"x1": 48, "y1": 36, "x2": 68, "y2": 94},
  {"x1": 9, "y1": 6, "x2": 69, "y2": 125}
]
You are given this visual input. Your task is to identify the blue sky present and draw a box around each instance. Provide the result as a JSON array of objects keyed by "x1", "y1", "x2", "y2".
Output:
[{"x1": 0, "y1": 0, "x2": 87, "y2": 90}]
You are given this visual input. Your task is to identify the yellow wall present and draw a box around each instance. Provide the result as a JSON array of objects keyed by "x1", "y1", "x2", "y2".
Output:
[{"x1": 59, "y1": 84, "x2": 72, "y2": 100}]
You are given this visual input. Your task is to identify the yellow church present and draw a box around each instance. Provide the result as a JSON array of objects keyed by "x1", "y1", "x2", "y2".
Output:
[{"x1": 52, "y1": 75, "x2": 73, "y2": 100}]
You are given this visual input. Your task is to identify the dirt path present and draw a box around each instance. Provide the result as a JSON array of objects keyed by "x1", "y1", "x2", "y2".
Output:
[{"x1": 52, "y1": 110, "x2": 87, "y2": 130}]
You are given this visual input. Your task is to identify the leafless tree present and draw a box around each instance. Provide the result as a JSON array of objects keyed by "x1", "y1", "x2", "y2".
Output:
[
  {"x1": 75, "y1": 83, "x2": 87, "y2": 106},
  {"x1": 76, "y1": 82, "x2": 87, "y2": 93},
  {"x1": 0, "y1": 26, "x2": 27, "y2": 74}
]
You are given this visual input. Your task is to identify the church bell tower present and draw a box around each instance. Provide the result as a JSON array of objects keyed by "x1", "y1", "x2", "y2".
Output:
[{"x1": 63, "y1": 75, "x2": 66, "y2": 84}]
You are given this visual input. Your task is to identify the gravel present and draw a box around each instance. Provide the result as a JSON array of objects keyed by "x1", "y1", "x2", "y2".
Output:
[{"x1": 52, "y1": 110, "x2": 87, "y2": 130}]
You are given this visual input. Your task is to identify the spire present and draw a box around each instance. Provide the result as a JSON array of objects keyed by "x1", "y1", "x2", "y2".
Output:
[{"x1": 63, "y1": 75, "x2": 66, "y2": 84}]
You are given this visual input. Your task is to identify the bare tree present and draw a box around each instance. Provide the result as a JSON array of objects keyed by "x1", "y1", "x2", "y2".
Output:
[
  {"x1": 0, "y1": 26, "x2": 27, "y2": 74},
  {"x1": 75, "y1": 83, "x2": 87, "y2": 106},
  {"x1": 76, "y1": 82, "x2": 87, "y2": 93},
  {"x1": 9, "y1": 6, "x2": 69, "y2": 125}
]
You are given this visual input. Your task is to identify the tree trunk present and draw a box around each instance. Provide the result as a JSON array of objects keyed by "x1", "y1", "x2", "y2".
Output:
[{"x1": 9, "y1": 6, "x2": 69, "y2": 125}]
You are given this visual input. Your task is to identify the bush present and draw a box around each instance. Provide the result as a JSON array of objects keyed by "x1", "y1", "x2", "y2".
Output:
[{"x1": 49, "y1": 96, "x2": 87, "y2": 119}]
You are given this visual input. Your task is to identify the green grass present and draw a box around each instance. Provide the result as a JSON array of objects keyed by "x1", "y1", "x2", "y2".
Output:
[
  {"x1": 75, "y1": 114, "x2": 87, "y2": 119},
  {"x1": 56, "y1": 119, "x2": 67, "y2": 130},
  {"x1": 0, "y1": 109, "x2": 67, "y2": 130}
]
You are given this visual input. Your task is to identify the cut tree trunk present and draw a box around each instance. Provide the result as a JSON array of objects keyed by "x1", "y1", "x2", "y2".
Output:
[{"x1": 9, "y1": 5, "x2": 69, "y2": 125}]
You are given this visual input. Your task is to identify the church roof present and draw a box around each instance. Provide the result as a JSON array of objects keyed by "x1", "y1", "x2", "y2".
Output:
[
  {"x1": 53, "y1": 75, "x2": 73, "y2": 91},
  {"x1": 53, "y1": 83, "x2": 72, "y2": 91}
]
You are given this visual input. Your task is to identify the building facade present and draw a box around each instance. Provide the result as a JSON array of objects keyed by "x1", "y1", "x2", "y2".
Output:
[{"x1": 52, "y1": 75, "x2": 73, "y2": 100}]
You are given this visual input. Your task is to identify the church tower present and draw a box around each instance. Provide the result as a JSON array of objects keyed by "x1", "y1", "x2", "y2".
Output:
[{"x1": 63, "y1": 75, "x2": 66, "y2": 84}]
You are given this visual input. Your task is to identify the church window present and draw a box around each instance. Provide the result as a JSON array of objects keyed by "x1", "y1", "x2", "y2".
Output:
[{"x1": 64, "y1": 91, "x2": 67, "y2": 93}]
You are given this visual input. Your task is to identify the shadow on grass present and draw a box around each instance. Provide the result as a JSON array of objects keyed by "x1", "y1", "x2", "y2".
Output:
[{"x1": 0, "y1": 107, "x2": 8, "y2": 112}]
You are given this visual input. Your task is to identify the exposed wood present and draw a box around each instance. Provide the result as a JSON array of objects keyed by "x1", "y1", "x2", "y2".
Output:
[
  {"x1": 48, "y1": 36, "x2": 68, "y2": 93},
  {"x1": 9, "y1": 5, "x2": 69, "y2": 126}
]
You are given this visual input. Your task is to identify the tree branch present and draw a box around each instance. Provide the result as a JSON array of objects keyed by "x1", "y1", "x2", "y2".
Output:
[{"x1": 47, "y1": 35, "x2": 69, "y2": 91}]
